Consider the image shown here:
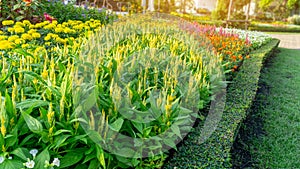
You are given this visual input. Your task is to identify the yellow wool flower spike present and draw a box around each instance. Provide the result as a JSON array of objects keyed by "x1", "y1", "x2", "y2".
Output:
[{"x1": 2, "y1": 20, "x2": 14, "y2": 26}]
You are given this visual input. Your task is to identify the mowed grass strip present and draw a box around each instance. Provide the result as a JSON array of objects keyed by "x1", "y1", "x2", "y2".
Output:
[{"x1": 248, "y1": 48, "x2": 300, "y2": 168}]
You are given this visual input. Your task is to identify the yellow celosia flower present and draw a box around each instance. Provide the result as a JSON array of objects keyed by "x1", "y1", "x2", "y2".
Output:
[{"x1": 2, "y1": 20, "x2": 14, "y2": 26}]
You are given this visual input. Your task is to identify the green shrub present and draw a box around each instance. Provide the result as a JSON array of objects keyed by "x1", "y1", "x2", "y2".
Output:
[
  {"x1": 43, "y1": 0, "x2": 116, "y2": 24},
  {"x1": 288, "y1": 15, "x2": 300, "y2": 25},
  {"x1": 163, "y1": 39, "x2": 280, "y2": 168}
]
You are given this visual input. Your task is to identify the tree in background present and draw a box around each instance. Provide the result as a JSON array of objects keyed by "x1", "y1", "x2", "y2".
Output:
[
  {"x1": 212, "y1": 0, "x2": 251, "y2": 20},
  {"x1": 258, "y1": 0, "x2": 300, "y2": 21}
]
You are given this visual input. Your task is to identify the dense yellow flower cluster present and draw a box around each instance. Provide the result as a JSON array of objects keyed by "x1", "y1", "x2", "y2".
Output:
[{"x1": 0, "y1": 18, "x2": 103, "y2": 50}]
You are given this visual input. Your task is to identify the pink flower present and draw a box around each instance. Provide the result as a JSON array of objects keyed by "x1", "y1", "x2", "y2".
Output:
[{"x1": 44, "y1": 12, "x2": 55, "y2": 23}]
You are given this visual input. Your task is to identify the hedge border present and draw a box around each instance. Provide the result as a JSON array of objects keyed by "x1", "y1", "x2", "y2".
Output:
[{"x1": 163, "y1": 38, "x2": 280, "y2": 168}]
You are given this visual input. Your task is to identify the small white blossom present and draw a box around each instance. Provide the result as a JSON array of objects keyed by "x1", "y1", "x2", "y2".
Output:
[
  {"x1": 0, "y1": 156, "x2": 4, "y2": 164},
  {"x1": 29, "y1": 149, "x2": 38, "y2": 158},
  {"x1": 52, "y1": 158, "x2": 60, "y2": 167},
  {"x1": 25, "y1": 160, "x2": 35, "y2": 168},
  {"x1": 8, "y1": 156, "x2": 12, "y2": 160}
]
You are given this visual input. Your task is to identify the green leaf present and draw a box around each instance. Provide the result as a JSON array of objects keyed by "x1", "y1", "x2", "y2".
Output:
[
  {"x1": 163, "y1": 137, "x2": 177, "y2": 150},
  {"x1": 95, "y1": 145, "x2": 106, "y2": 169},
  {"x1": 52, "y1": 135, "x2": 71, "y2": 149},
  {"x1": 16, "y1": 99, "x2": 48, "y2": 110},
  {"x1": 170, "y1": 124, "x2": 182, "y2": 139},
  {"x1": 53, "y1": 129, "x2": 71, "y2": 136},
  {"x1": 88, "y1": 159, "x2": 100, "y2": 169},
  {"x1": 15, "y1": 16, "x2": 25, "y2": 21},
  {"x1": 5, "y1": 92, "x2": 14, "y2": 119},
  {"x1": 35, "y1": 149, "x2": 50, "y2": 169},
  {"x1": 82, "y1": 87, "x2": 98, "y2": 112},
  {"x1": 0, "y1": 159, "x2": 23, "y2": 169},
  {"x1": 5, "y1": 128, "x2": 18, "y2": 147},
  {"x1": 10, "y1": 148, "x2": 29, "y2": 161},
  {"x1": 21, "y1": 111, "x2": 43, "y2": 134},
  {"x1": 13, "y1": 4, "x2": 21, "y2": 10},
  {"x1": 109, "y1": 118, "x2": 124, "y2": 132},
  {"x1": 60, "y1": 150, "x2": 84, "y2": 168}
]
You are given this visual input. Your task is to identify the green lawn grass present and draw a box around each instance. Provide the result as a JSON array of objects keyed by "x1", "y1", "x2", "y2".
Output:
[{"x1": 233, "y1": 48, "x2": 300, "y2": 168}]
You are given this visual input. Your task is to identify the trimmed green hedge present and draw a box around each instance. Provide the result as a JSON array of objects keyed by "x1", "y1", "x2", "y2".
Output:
[
  {"x1": 163, "y1": 39, "x2": 280, "y2": 168},
  {"x1": 249, "y1": 23, "x2": 300, "y2": 32}
]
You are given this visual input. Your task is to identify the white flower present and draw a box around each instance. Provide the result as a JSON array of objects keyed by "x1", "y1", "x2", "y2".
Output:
[
  {"x1": 25, "y1": 160, "x2": 35, "y2": 168},
  {"x1": 0, "y1": 156, "x2": 4, "y2": 164},
  {"x1": 8, "y1": 156, "x2": 12, "y2": 160},
  {"x1": 52, "y1": 158, "x2": 60, "y2": 167},
  {"x1": 29, "y1": 149, "x2": 38, "y2": 158}
]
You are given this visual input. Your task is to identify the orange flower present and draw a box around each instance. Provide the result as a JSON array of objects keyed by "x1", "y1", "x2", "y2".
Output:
[
  {"x1": 23, "y1": 0, "x2": 32, "y2": 6},
  {"x1": 246, "y1": 55, "x2": 250, "y2": 59},
  {"x1": 238, "y1": 55, "x2": 243, "y2": 60}
]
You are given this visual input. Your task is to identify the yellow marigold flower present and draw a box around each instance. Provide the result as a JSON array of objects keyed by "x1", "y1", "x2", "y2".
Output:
[
  {"x1": 44, "y1": 35, "x2": 51, "y2": 41},
  {"x1": 32, "y1": 32, "x2": 41, "y2": 38},
  {"x1": 45, "y1": 42, "x2": 51, "y2": 46},
  {"x1": 22, "y1": 20, "x2": 31, "y2": 26},
  {"x1": 15, "y1": 21, "x2": 24, "y2": 27},
  {"x1": 0, "y1": 35, "x2": 7, "y2": 40},
  {"x1": 28, "y1": 29, "x2": 37, "y2": 34},
  {"x1": 8, "y1": 35, "x2": 19, "y2": 42},
  {"x1": 21, "y1": 33, "x2": 32, "y2": 41},
  {"x1": 2, "y1": 20, "x2": 14, "y2": 26},
  {"x1": 0, "y1": 40, "x2": 14, "y2": 50},
  {"x1": 21, "y1": 44, "x2": 30, "y2": 48},
  {"x1": 52, "y1": 34, "x2": 59, "y2": 38},
  {"x1": 14, "y1": 27, "x2": 25, "y2": 34},
  {"x1": 52, "y1": 20, "x2": 58, "y2": 25},
  {"x1": 14, "y1": 38, "x2": 24, "y2": 45},
  {"x1": 7, "y1": 28, "x2": 14, "y2": 33},
  {"x1": 54, "y1": 27, "x2": 63, "y2": 33}
]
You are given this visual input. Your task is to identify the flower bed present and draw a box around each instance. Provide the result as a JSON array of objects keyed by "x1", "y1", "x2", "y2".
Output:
[{"x1": 0, "y1": 14, "x2": 273, "y2": 168}]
